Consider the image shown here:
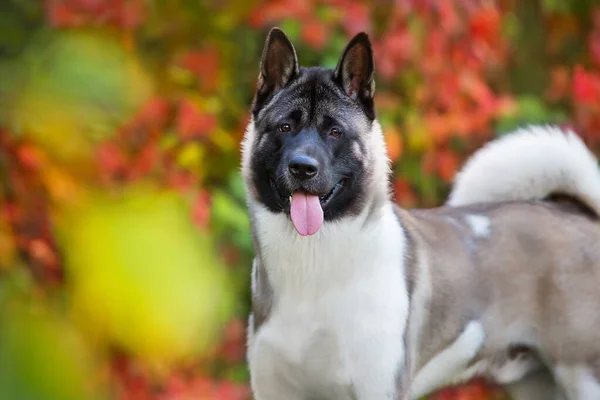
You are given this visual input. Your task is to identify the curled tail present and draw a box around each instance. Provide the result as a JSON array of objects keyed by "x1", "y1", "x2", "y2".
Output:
[{"x1": 447, "y1": 125, "x2": 600, "y2": 216}]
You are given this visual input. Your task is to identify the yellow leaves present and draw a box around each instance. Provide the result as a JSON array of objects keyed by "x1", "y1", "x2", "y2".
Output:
[
  {"x1": 59, "y1": 186, "x2": 234, "y2": 367},
  {"x1": 405, "y1": 113, "x2": 434, "y2": 153},
  {"x1": 12, "y1": 95, "x2": 99, "y2": 163},
  {"x1": 177, "y1": 142, "x2": 205, "y2": 171},
  {"x1": 209, "y1": 127, "x2": 238, "y2": 152}
]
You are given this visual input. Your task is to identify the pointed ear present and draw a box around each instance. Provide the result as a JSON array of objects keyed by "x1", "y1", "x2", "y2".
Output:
[
  {"x1": 334, "y1": 32, "x2": 375, "y2": 103},
  {"x1": 253, "y1": 28, "x2": 299, "y2": 114}
]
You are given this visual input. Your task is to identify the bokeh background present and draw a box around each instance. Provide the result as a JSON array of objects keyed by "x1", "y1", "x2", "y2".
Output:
[{"x1": 0, "y1": 0, "x2": 599, "y2": 399}]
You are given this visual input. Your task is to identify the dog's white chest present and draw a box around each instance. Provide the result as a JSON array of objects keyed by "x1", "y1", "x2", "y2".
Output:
[{"x1": 248, "y1": 205, "x2": 409, "y2": 400}]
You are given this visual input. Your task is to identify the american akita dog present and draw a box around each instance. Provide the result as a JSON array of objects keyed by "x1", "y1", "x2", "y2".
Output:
[{"x1": 242, "y1": 27, "x2": 600, "y2": 400}]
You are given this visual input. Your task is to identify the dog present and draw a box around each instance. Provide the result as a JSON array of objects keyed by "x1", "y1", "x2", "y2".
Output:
[{"x1": 242, "y1": 27, "x2": 600, "y2": 400}]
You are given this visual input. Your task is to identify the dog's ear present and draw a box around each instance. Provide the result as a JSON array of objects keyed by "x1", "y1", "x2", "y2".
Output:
[
  {"x1": 253, "y1": 28, "x2": 299, "y2": 115},
  {"x1": 334, "y1": 32, "x2": 375, "y2": 117}
]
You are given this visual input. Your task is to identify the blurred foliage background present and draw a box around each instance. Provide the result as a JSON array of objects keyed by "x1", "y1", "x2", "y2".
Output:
[{"x1": 0, "y1": 0, "x2": 600, "y2": 399}]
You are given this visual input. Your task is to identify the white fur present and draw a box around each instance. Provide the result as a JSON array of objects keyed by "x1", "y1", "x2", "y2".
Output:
[
  {"x1": 410, "y1": 321, "x2": 486, "y2": 398},
  {"x1": 464, "y1": 214, "x2": 490, "y2": 237},
  {"x1": 448, "y1": 125, "x2": 600, "y2": 214},
  {"x1": 554, "y1": 364, "x2": 600, "y2": 400},
  {"x1": 248, "y1": 203, "x2": 408, "y2": 400}
]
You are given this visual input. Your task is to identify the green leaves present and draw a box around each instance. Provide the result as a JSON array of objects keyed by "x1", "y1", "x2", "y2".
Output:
[
  {"x1": 495, "y1": 95, "x2": 569, "y2": 136},
  {"x1": 0, "y1": 274, "x2": 103, "y2": 400}
]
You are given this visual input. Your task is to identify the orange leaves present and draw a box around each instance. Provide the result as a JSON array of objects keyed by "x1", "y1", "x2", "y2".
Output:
[{"x1": 385, "y1": 127, "x2": 404, "y2": 163}]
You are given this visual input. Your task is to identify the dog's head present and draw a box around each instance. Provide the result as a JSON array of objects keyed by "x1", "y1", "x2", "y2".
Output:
[{"x1": 242, "y1": 28, "x2": 389, "y2": 236}]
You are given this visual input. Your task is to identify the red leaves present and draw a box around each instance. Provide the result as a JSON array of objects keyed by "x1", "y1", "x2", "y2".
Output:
[
  {"x1": 573, "y1": 65, "x2": 600, "y2": 105},
  {"x1": 191, "y1": 191, "x2": 212, "y2": 230},
  {"x1": 112, "y1": 355, "x2": 251, "y2": 400},
  {"x1": 431, "y1": 378, "x2": 507, "y2": 400},
  {"x1": 468, "y1": 5, "x2": 502, "y2": 44},
  {"x1": 177, "y1": 100, "x2": 217, "y2": 140},
  {"x1": 435, "y1": 148, "x2": 460, "y2": 184},
  {"x1": 250, "y1": 0, "x2": 370, "y2": 48},
  {"x1": 215, "y1": 319, "x2": 247, "y2": 364},
  {"x1": 591, "y1": 7, "x2": 600, "y2": 66},
  {"x1": 179, "y1": 48, "x2": 221, "y2": 94},
  {"x1": 16, "y1": 143, "x2": 44, "y2": 172},
  {"x1": 135, "y1": 98, "x2": 171, "y2": 132},
  {"x1": 372, "y1": 0, "x2": 511, "y2": 153},
  {"x1": 394, "y1": 178, "x2": 418, "y2": 208},
  {"x1": 572, "y1": 65, "x2": 600, "y2": 145},
  {"x1": 340, "y1": 2, "x2": 371, "y2": 35},
  {"x1": 375, "y1": 29, "x2": 415, "y2": 79},
  {"x1": 301, "y1": 19, "x2": 329, "y2": 49},
  {"x1": 45, "y1": 0, "x2": 147, "y2": 30},
  {"x1": 162, "y1": 376, "x2": 250, "y2": 400},
  {"x1": 248, "y1": 0, "x2": 310, "y2": 29},
  {"x1": 588, "y1": 32, "x2": 600, "y2": 67}
]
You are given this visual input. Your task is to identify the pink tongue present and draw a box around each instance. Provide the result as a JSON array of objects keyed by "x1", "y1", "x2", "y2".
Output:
[{"x1": 290, "y1": 192, "x2": 324, "y2": 236}]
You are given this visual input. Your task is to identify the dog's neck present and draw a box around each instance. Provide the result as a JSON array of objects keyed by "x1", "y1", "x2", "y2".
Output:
[{"x1": 249, "y1": 197, "x2": 402, "y2": 292}]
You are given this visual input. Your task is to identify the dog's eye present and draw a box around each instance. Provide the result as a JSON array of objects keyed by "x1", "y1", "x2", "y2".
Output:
[
  {"x1": 279, "y1": 124, "x2": 292, "y2": 133},
  {"x1": 330, "y1": 127, "x2": 342, "y2": 137}
]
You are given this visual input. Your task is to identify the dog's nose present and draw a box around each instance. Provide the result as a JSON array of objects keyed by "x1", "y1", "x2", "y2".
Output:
[{"x1": 289, "y1": 155, "x2": 319, "y2": 180}]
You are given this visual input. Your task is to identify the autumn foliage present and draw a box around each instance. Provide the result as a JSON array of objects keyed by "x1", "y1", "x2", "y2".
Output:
[{"x1": 0, "y1": 0, "x2": 599, "y2": 399}]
